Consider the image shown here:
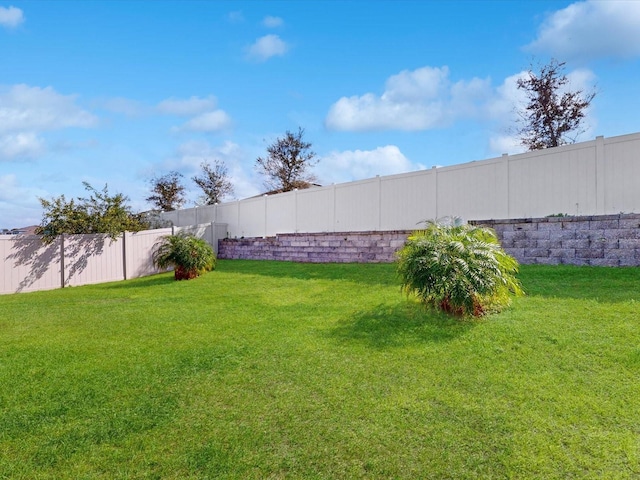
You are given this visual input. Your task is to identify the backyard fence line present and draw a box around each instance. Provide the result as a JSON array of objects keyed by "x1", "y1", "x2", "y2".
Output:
[
  {"x1": 162, "y1": 132, "x2": 640, "y2": 238},
  {"x1": 1, "y1": 223, "x2": 230, "y2": 295}
]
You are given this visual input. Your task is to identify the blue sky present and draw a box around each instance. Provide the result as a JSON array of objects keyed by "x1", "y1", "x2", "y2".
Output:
[{"x1": 1, "y1": 0, "x2": 640, "y2": 228}]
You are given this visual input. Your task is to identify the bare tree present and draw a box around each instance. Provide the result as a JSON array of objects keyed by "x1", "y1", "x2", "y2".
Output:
[
  {"x1": 255, "y1": 127, "x2": 318, "y2": 193},
  {"x1": 516, "y1": 59, "x2": 596, "y2": 150},
  {"x1": 192, "y1": 160, "x2": 234, "y2": 205},
  {"x1": 146, "y1": 171, "x2": 186, "y2": 212}
]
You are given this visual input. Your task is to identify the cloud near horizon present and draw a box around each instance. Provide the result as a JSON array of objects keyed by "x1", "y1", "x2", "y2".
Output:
[
  {"x1": 0, "y1": 6, "x2": 24, "y2": 28},
  {"x1": 316, "y1": 145, "x2": 426, "y2": 185},
  {"x1": 526, "y1": 0, "x2": 640, "y2": 61}
]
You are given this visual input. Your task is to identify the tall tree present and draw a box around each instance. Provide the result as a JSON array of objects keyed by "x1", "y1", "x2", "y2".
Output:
[
  {"x1": 192, "y1": 160, "x2": 234, "y2": 205},
  {"x1": 37, "y1": 182, "x2": 149, "y2": 243},
  {"x1": 516, "y1": 59, "x2": 596, "y2": 150},
  {"x1": 146, "y1": 171, "x2": 186, "y2": 211},
  {"x1": 255, "y1": 127, "x2": 318, "y2": 193}
]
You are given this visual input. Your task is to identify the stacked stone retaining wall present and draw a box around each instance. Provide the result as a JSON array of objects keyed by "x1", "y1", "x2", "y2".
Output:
[
  {"x1": 218, "y1": 214, "x2": 640, "y2": 266},
  {"x1": 473, "y1": 214, "x2": 640, "y2": 266},
  {"x1": 218, "y1": 231, "x2": 410, "y2": 263}
]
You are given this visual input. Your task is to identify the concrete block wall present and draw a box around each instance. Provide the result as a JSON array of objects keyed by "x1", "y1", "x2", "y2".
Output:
[
  {"x1": 218, "y1": 214, "x2": 640, "y2": 266},
  {"x1": 473, "y1": 214, "x2": 640, "y2": 266},
  {"x1": 218, "y1": 231, "x2": 411, "y2": 263}
]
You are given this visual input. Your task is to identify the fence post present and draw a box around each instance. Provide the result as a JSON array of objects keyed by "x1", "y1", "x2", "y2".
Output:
[
  {"x1": 432, "y1": 166, "x2": 439, "y2": 219},
  {"x1": 595, "y1": 135, "x2": 605, "y2": 214},
  {"x1": 502, "y1": 153, "x2": 510, "y2": 219},
  {"x1": 332, "y1": 184, "x2": 337, "y2": 232},
  {"x1": 60, "y1": 234, "x2": 65, "y2": 288},
  {"x1": 122, "y1": 231, "x2": 127, "y2": 280},
  {"x1": 263, "y1": 194, "x2": 268, "y2": 238},
  {"x1": 377, "y1": 175, "x2": 382, "y2": 231},
  {"x1": 294, "y1": 189, "x2": 298, "y2": 233}
]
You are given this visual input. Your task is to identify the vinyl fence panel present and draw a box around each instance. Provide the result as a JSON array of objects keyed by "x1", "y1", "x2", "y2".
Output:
[
  {"x1": 0, "y1": 235, "x2": 62, "y2": 294},
  {"x1": 602, "y1": 133, "x2": 640, "y2": 214},
  {"x1": 266, "y1": 191, "x2": 296, "y2": 235},
  {"x1": 161, "y1": 132, "x2": 640, "y2": 237},
  {"x1": 125, "y1": 228, "x2": 172, "y2": 278},
  {"x1": 380, "y1": 169, "x2": 437, "y2": 230},
  {"x1": 507, "y1": 141, "x2": 597, "y2": 218},
  {"x1": 62, "y1": 234, "x2": 124, "y2": 287},
  {"x1": 2, "y1": 229, "x2": 172, "y2": 295},
  {"x1": 296, "y1": 187, "x2": 335, "y2": 233}
]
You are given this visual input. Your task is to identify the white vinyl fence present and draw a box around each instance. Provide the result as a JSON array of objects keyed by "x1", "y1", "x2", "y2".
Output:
[
  {"x1": 0, "y1": 228, "x2": 172, "y2": 295},
  {"x1": 162, "y1": 132, "x2": 640, "y2": 238},
  {"x1": 1, "y1": 223, "x2": 230, "y2": 295}
]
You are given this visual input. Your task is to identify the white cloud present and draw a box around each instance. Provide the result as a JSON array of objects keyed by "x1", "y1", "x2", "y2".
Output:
[
  {"x1": 0, "y1": 174, "x2": 47, "y2": 228},
  {"x1": 527, "y1": 0, "x2": 640, "y2": 61},
  {"x1": 325, "y1": 66, "x2": 491, "y2": 131},
  {"x1": 263, "y1": 15, "x2": 283, "y2": 28},
  {"x1": 0, "y1": 84, "x2": 97, "y2": 161},
  {"x1": 383, "y1": 66, "x2": 449, "y2": 102},
  {"x1": 157, "y1": 96, "x2": 232, "y2": 133},
  {"x1": 485, "y1": 72, "x2": 528, "y2": 121},
  {"x1": 0, "y1": 84, "x2": 98, "y2": 133},
  {"x1": 488, "y1": 135, "x2": 526, "y2": 156},
  {"x1": 325, "y1": 94, "x2": 444, "y2": 131},
  {"x1": 450, "y1": 77, "x2": 494, "y2": 118},
  {"x1": 316, "y1": 145, "x2": 426, "y2": 185},
  {"x1": 157, "y1": 96, "x2": 219, "y2": 116},
  {"x1": 0, "y1": 6, "x2": 24, "y2": 28},
  {"x1": 246, "y1": 34, "x2": 288, "y2": 62},
  {"x1": 0, "y1": 132, "x2": 44, "y2": 160},
  {"x1": 177, "y1": 111, "x2": 232, "y2": 132}
]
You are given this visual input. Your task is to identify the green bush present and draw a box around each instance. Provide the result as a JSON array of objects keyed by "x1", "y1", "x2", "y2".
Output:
[
  {"x1": 397, "y1": 218, "x2": 523, "y2": 316},
  {"x1": 152, "y1": 233, "x2": 216, "y2": 281}
]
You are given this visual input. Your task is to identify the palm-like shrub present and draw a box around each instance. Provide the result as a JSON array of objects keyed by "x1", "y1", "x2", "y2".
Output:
[
  {"x1": 152, "y1": 233, "x2": 216, "y2": 281},
  {"x1": 397, "y1": 218, "x2": 523, "y2": 316}
]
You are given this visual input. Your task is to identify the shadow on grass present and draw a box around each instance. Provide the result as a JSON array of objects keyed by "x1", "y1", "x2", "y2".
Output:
[
  {"x1": 217, "y1": 259, "x2": 398, "y2": 287},
  {"x1": 329, "y1": 301, "x2": 475, "y2": 349},
  {"x1": 519, "y1": 264, "x2": 640, "y2": 303},
  {"x1": 100, "y1": 272, "x2": 175, "y2": 290}
]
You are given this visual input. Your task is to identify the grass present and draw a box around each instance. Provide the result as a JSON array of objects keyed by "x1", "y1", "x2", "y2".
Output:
[{"x1": 0, "y1": 260, "x2": 639, "y2": 479}]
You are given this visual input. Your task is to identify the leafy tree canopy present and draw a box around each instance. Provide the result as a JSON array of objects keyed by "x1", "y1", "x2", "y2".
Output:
[
  {"x1": 516, "y1": 59, "x2": 596, "y2": 150},
  {"x1": 192, "y1": 160, "x2": 234, "y2": 205},
  {"x1": 146, "y1": 171, "x2": 186, "y2": 211},
  {"x1": 37, "y1": 182, "x2": 149, "y2": 243},
  {"x1": 255, "y1": 127, "x2": 318, "y2": 193}
]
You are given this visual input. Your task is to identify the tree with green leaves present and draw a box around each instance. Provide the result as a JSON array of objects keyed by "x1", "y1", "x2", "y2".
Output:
[
  {"x1": 192, "y1": 160, "x2": 234, "y2": 205},
  {"x1": 255, "y1": 127, "x2": 318, "y2": 193},
  {"x1": 146, "y1": 171, "x2": 186, "y2": 211},
  {"x1": 516, "y1": 59, "x2": 596, "y2": 150},
  {"x1": 36, "y1": 182, "x2": 149, "y2": 243}
]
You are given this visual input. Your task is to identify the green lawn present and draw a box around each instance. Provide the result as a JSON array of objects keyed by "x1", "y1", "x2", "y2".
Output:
[{"x1": 1, "y1": 261, "x2": 639, "y2": 479}]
